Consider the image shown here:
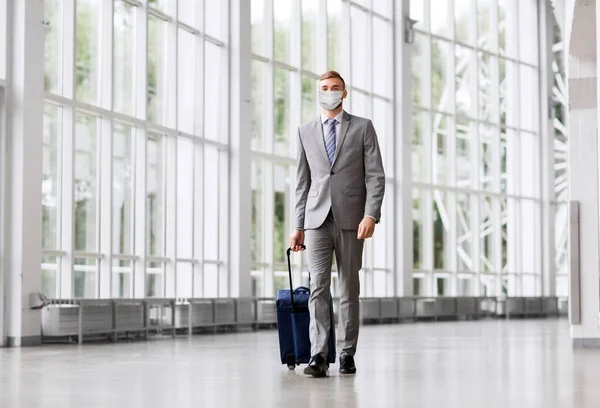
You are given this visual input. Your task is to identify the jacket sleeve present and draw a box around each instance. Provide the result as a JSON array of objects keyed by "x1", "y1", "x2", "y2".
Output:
[
  {"x1": 295, "y1": 129, "x2": 311, "y2": 230},
  {"x1": 363, "y1": 120, "x2": 385, "y2": 222}
]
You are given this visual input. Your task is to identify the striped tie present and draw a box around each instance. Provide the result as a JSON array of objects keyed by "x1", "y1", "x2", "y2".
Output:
[{"x1": 325, "y1": 118, "x2": 337, "y2": 165}]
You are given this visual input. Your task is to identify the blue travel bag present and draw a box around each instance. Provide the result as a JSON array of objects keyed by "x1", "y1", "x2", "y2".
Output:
[{"x1": 275, "y1": 246, "x2": 336, "y2": 369}]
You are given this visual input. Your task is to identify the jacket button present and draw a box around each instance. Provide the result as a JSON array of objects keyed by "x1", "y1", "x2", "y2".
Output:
[{"x1": 330, "y1": 171, "x2": 334, "y2": 175}]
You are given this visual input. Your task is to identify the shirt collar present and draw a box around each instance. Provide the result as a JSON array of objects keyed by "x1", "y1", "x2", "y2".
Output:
[{"x1": 321, "y1": 110, "x2": 344, "y2": 125}]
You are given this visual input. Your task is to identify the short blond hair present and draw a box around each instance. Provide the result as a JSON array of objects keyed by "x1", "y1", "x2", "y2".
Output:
[{"x1": 319, "y1": 70, "x2": 346, "y2": 89}]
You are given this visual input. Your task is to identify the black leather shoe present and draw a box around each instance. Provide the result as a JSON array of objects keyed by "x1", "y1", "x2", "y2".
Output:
[
  {"x1": 339, "y1": 355, "x2": 356, "y2": 374},
  {"x1": 304, "y1": 355, "x2": 328, "y2": 377}
]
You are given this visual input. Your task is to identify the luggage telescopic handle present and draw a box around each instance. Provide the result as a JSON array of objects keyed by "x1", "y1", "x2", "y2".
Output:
[{"x1": 286, "y1": 245, "x2": 306, "y2": 313}]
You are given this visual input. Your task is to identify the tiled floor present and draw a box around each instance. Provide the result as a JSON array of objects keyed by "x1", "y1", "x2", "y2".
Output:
[{"x1": 1, "y1": 319, "x2": 598, "y2": 408}]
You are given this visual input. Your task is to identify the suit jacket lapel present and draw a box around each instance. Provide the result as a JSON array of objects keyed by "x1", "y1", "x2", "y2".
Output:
[
  {"x1": 313, "y1": 118, "x2": 331, "y2": 165},
  {"x1": 331, "y1": 111, "x2": 351, "y2": 167}
]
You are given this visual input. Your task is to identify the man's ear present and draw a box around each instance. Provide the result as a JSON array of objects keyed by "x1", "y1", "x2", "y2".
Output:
[{"x1": 342, "y1": 89, "x2": 348, "y2": 99}]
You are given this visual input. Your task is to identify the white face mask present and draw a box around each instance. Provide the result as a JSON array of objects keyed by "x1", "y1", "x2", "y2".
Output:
[{"x1": 318, "y1": 90, "x2": 344, "y2": 111}]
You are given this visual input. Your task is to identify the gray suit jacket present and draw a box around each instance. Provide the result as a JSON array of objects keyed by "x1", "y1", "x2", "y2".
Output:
[{"x1": 295, "y1": 111, "x2": 385, "y2": 231}]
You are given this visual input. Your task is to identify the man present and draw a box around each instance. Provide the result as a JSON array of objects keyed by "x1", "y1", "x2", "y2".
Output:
[{"x1": 289, "y1": 71, "x2": 385, "y2": 377}]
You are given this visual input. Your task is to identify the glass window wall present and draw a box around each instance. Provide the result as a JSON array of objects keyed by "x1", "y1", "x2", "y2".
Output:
[
  {"x1": 42, "y1": 0, "x2": 229, "y2": 298},
  {"x1": 250, "y1": 0, "x2": 394, "y2": 298},
  {"x1": 410, "y1": 0, "x2": 543, "y2": 296},
  {"x1": 36, "y1": 0, "x2": 557, "y2": 300}
]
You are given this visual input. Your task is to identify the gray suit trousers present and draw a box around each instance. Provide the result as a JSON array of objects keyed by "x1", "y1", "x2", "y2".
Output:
[{"x1": 306, "y1": 210, "x2": 364, "y2": 358}]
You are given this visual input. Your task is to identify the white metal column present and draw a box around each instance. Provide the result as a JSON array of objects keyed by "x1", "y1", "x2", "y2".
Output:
[
  {"x1": 0, "y1": 0, "x2": 10, "y2": 347},
  {"x1": 99, "y1": 0, "x2": 114, "y2": 298},
  {"x1": 568, "y1": 0, "x2": 600, "y2": 345},
  {"x1": 539, "y1": 0, "x2": 557, "y2": 296},
  {"x1": 229, "y1": 0, "x2": 252, "y2": 297},
  {"x1": 5, "y1": 0, "x2": 45, "y2": 346},
  {"x1": 164, "y1": 2, "x2": 178, "y2": 298},
  {"x1": 394, "y1": 0, "x2": 414, "y2": 296},
  {"x1": 193, "y1": 1, "x2": 205, "y2": 298},
  {"x1": 0, "y1": 83, "x2": 6, "y2": 346},
  {"x1": 133, "y1": 2, "x2": 149, "y2": 298},
  {"x1": 446, "y1": 1, "x2": 458, "y2": 295},
  {"x1": 58, "y1": 0, "x2": 76, "y2": 299}
]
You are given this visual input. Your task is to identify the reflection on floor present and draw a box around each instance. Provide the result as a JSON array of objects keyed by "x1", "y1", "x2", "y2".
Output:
[{"x1": 1, "y1": 319, "x2": 598, "y2": 408}]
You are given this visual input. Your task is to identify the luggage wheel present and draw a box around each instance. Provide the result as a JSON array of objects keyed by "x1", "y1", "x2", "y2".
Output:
[{"x1": 285, "y1": 354, "x2": 296, "y2": 370}]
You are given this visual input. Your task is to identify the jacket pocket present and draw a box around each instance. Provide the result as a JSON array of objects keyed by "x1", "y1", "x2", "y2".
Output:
[
  {"x1": 346, "y1": 188, "x2": 366, "y2": 196},
  {"x1": 308, "y1": 189, "x2": 319, "y2": 198}
]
